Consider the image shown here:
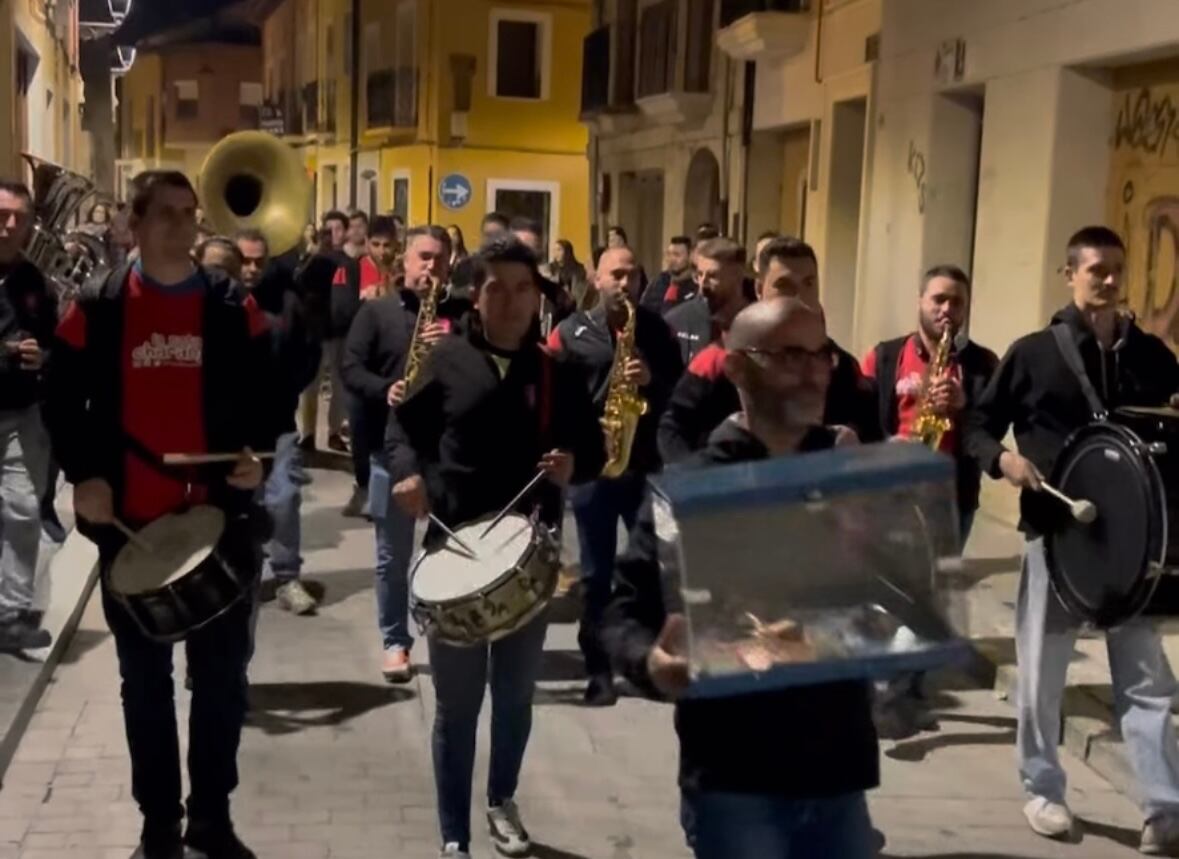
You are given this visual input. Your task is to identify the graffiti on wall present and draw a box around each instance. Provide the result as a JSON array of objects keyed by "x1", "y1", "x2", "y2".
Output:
[
  {"x1": 907, "y1": 141, "x2": 927, "y2": 215},
  {"x1": 1115, "y1": 88, "x2": 1179, "y2": 159},
  {"x1": 1108, "y1": 74, "x2": 1179, "y2": 351}
]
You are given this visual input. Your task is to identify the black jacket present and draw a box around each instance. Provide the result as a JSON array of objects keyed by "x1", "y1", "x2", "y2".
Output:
[
  {"x1": 549, "y1": 303, "x2": 684, "y2": 476},
  {"x1": 657, "y1": 339, "x2": 883, "y2": 464},
  {"x1": 965, "y1": 303, "x2": 1179, "y2": 534},
  {"x1": 341, "y1": 293, "x2": 416, "y2": 456},
  {"x1": 0, "y1": 257, "x2": 58, "y2": 410},
  {"x1": 386, "y1": 325, "x2": 606, "y2": 532},
  {"x1": 253, "y1": 264, "x2": 322, "y2": 434},
  {"x1": 639, "y1": 270, "x2": 696, "y2": 315},
  {"x1": 604, "y1": 419, "x2": 879, "y2": 797},
  {"x1": 871, "y1": 335, "x2": 998, "y2": 514},
  {"x1": 44, "y1": 263, "x2": 279, "y2": 558},
  {"x1": 664, "y1": 296, "x2": 712, "y2": 366}
]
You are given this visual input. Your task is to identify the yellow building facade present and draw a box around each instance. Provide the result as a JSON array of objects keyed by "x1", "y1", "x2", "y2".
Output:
[
  {"x1": 0, "y1": 0, "x2": 87, "y2": 180},
  {"x1": 262, "y1": 0, "x2": 591, "y2": 255}
]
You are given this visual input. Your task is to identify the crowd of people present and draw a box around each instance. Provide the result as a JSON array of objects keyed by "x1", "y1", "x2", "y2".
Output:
[{"x1": 2, "y1": 164, "x2": 1179, "y2": 859}]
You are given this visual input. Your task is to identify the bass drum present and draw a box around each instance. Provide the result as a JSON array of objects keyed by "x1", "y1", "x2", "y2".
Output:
[{"x1": 1045, "y1": 407, "x2": 1179, "y2": 628}]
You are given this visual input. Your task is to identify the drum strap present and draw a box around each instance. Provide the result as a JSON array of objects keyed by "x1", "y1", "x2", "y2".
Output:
[
  {"x1": 1050, "y1": 325, "x2": 1109, "y2": 421},
  {"x1": 538, "y1": 350, "x2": 554, "y2": 449}
]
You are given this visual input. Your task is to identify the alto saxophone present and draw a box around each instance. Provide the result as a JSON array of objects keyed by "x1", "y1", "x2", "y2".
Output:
[
  {"x1": 402, "y1": 275, "x2": 441, "y2": 389},
  {"x1": 600, "y1": 297, "x2": 649, "y2": 478},
  {"x1": 911, "y1": 325, "x2": 954, "y2": 450}
]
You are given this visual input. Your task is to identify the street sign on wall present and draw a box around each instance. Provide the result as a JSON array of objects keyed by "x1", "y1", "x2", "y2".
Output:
[{"x1": 438, "y1": 173, "x2": 472, "y2": 210}]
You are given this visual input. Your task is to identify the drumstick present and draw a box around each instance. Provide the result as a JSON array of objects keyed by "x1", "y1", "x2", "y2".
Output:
[
  {"x1": 480, "y1": 470, "x2": 547, "y2": 539},
  {"x1": 162, "y1": 452, "x2": 277, "y2": 466},
  {"x1": 428, "y1": 514, "x2": 479, "y2": 559},
  {"x1": 1040, "y1": 483, "x2": 1098, "y2": 524},
  {"x1": 112, "y1": 518, "x2": 155, "y2": 554}
]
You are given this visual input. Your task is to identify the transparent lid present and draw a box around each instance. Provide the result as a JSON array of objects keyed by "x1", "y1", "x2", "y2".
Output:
[{"x1": 651, "y1": 443, "x2": 970, "y2": 697}]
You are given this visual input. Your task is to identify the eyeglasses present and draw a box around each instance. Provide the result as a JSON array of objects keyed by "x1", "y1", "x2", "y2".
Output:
[{"x1": 740, "y1": 343, "x2": 837, "y2": 373}]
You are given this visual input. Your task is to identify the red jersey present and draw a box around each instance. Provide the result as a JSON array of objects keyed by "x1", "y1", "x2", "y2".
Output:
[{"x1": 861, "y1": 334, "x2": 960, "y2": 454}]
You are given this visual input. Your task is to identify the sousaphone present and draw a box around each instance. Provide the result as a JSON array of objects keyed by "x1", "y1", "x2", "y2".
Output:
[{"x1": 198, "y1": 131, "x2": 311, "y2": 255}]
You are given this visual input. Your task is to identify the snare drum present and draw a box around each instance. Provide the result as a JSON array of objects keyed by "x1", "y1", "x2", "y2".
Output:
[
  {"x1": 409, "y1": 514, "x2": 560, "y2": 646},
  {"x1": 107, "y1": 506, "x2": 257, "y2": 642},
  {"x1": 1045, "y1": 406, "x2": 1179, "y2": 627}
]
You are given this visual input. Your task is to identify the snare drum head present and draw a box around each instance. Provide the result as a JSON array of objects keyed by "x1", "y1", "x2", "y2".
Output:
[
  {"x1": 1046, "y1": 422, "x2": 1165, "y2": 627},
  {"x1": 109, "y1": 506, "x2": 225, "y2": 596},
  {"x1": 412, "y1": 514, "x2": 536, "y2": 603}
]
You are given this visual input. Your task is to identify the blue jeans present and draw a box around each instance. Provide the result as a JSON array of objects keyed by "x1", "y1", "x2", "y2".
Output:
[
  {"x1": 261, "y1": 432, "x2": 302, "y2": 583},
  {"x1": 1018, "y1": 538, "x2": 1179, "y2": 816},
  {"x1": 691, "y1": 790, "x2": 875, "y2": 859},
  {"x1": 570, "y1": 472, "x2": 646, "y2": 674},
  {"x1": 428, "y1": 611, "x2": 549, "y2": 848},
  {"x1": 369, "y1": 456, "x2": 415, "y2": 651},
  {"x1": 0, "y1": 407, "x2": 49, "y2": 622}
]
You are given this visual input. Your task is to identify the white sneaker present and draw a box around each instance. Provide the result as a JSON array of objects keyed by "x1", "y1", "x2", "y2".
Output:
[
  {"x1": 439, "y1": 843, "x2": 471, "y2": 859},
  {"x1": 487, "y1": 799, "x2": 531, "y2": 856},
  {"x1": 1141, "y1": 812, "x2": 1179, "y2": 856},
  {"x1": 1023, "y1": 796, "x2": 1074, "y2": 839}
]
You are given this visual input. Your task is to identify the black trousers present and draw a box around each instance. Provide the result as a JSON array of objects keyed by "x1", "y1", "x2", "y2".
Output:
[
  {"x1": 346, "y1": 394, "x2": 372, "y2": 489},
  {"x1": 101, "y1": 581, "x2": 253, "y2": 830}
]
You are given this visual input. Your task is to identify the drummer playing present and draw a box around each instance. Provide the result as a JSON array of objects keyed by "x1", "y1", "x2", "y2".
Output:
[
  {"x1": 603, "y1": 297, "x2": 880, "y2": 859},
  {"x1": 965, "y1": 225, "x2": 1179, "y2": 853},
  {"x1": 387, "y1": 237, "x2": 604, "y2": 859},
  {"x1": 44, "y1": 170, "x2": 276, "y2": 859}
]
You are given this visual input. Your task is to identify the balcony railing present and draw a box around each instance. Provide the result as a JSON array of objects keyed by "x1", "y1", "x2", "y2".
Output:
[
  {"x1": 580, "y1": 26, "x2": 610, "y2": 115},
  {"x1": 637, "y1": 0, "x2": 676, "y2": 99},
  {"x1": 366, "y1": 67, "x2": 418, "y2": 129},
  {"x1": 284, "y1": 90, "x2": 304, "y2": 135},
  {"x1": 719, "y1": 0, "x2": 808, "y2": 28}
]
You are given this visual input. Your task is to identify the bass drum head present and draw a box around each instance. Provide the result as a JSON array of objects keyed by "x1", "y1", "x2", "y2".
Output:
[{"x1": 1046, "y1": 423, "x2": 1165, "y2": 628}]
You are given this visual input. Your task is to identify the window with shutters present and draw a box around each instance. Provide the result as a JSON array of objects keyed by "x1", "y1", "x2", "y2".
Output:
[
  {"x1": 637, "y1": 0, "x2": 676, "y2": 98},
  {"x1": 489, "y1": 9, "x2": 551, "y2": 100},
  {"x1": 175, "y1": 80, "x2": 199, "y2": 120}
]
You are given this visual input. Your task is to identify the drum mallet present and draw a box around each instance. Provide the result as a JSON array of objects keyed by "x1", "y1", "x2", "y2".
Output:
[
  {"x1": 1040, "y1": 483, "x2": 1098, "y2": 524},
  {"x1": 112, "y1": 518, "x2": 155, "y2": 554}
]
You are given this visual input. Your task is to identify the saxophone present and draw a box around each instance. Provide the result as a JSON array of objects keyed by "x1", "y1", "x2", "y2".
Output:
[
  {"x1": 600, "y1": 297, "x2": 649, "y2": 478},
  {"x1": 911, "y1": 325, "x2": 954, "y2": 450},
  {"x1": 402, "y1": 275, "x2": 441, "y2": 389}
]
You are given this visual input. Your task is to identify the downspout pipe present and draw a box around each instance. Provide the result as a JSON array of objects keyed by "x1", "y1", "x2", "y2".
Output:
[{"x1": 348, "y1": 0, "x2": 361, "y2": 208}]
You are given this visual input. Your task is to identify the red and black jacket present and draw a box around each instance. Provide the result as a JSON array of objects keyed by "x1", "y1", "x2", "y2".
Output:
[
  {"x1": 44, "y1": 262, "x2": 280, "y2": 558},
  {"x1": 657, "y1": 339, "x2": 882, "y2": 464}
]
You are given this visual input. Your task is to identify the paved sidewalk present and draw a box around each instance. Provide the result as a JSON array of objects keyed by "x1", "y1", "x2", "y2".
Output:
[{"x1": 0, "y1": 470, "x2": 1159, "y2": 858}]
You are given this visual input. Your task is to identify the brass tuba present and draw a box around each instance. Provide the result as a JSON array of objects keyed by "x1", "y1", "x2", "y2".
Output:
[
  {"x1": 600, "y1": 297, "x2": 648, "y2": 478},
  {"x1": 198, "y1": 131, "x2": 311, "y2": 255},
  {"x1": 21, "y1": 154, "x2": 107, "y2": 300}
]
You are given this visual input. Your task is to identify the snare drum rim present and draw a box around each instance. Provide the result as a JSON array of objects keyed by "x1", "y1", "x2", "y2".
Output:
[
  {"x1": 1045, "y1": 420, "x2": 1166, "y2": 628},
  {"x1": 409, "y1": 518, "x2": 555, "y2": 609}
]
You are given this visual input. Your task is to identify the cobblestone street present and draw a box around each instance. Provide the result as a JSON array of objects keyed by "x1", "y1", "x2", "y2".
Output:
[{"x1": 0, "y1": 470, "x2": 1158, "y2": 858}]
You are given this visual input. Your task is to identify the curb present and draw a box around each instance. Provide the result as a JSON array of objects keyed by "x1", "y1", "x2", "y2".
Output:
[{"x1": 0, "y1": 532, "x2": 100, "y2": 787}]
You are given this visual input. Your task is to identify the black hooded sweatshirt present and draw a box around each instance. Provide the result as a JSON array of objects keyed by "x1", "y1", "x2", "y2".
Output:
[
  {"x1": 965, "y1": 302, "x2": 1179, "y2": 535},
  {"x1": 603, "y1": 418, "x2": 880, "y2": 797}
]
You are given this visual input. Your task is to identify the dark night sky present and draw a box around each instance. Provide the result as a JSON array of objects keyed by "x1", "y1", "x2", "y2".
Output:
[{"x1": 111, "y1": 0, "x2": 251, "y2": 45}]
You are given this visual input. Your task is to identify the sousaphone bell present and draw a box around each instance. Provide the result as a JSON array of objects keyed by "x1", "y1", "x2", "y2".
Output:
[{"x1": 198, "y1": 131, "x2": 311, "y2": 255}]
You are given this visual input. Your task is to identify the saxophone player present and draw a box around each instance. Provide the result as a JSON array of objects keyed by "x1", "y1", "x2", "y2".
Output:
[
  {"x1": 341, "y1": 224, "x2": 455, "y2": 683},
  {"x1": 546, "y1": 245, "x2": 683, "y2": 706},
  {"x1": 860, "y1": 265, "x2": 998, "y2": 546}
]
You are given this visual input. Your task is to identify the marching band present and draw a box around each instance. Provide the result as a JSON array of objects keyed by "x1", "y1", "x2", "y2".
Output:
[{"x1": 5, "y1": 132, "x2": 1179, "y2": 859}]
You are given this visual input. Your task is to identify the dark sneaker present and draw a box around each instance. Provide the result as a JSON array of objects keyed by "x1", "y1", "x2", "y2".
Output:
[
  {"x1": 184, "y1": 820, "x2": 256, "y2": 859},
  {"x1": 0, "y1": 618, "x2": 51, "y2": 652},
  {"x1": 327, "y1": 433, "x2": 349, "y2": 453},
  {"x1": 342, "y1": 485, "x2": 368, "y2": 518},
  {"x1": 583, "y1": 673, "x2": 618, "y2": 707},
  {"x1": 131, "y1": 822, "x2": 183, "y2": 859}
]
